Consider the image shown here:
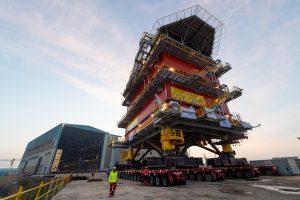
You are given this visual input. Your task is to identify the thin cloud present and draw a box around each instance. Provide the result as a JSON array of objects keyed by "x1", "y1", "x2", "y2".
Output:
[
  {"x1": 0, "y1": 1, "x2": 299, "y2": 161},
  {"x1": 0, "y1": 0, "x2": 135, "y2": 97}
]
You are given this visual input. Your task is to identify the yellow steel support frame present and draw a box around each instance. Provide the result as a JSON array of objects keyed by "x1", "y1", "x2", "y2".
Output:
[
  {"x1": 222, "y1": 143, "x2": 234, "y2": 153},
  {"x1": 2, "y1": 175, "x2": 71, "y2": 200},
  {"x1": 126, "y1": 147, "x2": 134, "y2": 161},
  {"x1": 160, "y1": 128, "x2": 185, "y2": 151}
]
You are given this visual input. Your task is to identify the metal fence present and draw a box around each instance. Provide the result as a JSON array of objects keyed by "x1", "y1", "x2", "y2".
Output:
[{"x1": 1, "y1": 176, "x2": 71, "y2": 200}]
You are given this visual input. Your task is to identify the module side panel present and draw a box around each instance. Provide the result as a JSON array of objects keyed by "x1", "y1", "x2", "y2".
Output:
[
  {"x1": 127, "y1": 65, "x2": 160, "y2": 110},
  {"x1": 125, "y1": 87, "x2": 166, "y2": 137},
  {"x1": 161, "y1": 53, "x2": 204, "y2": 73},
  {"x1": 127, "y1": 53, "x2": 210, "y2": 110}
]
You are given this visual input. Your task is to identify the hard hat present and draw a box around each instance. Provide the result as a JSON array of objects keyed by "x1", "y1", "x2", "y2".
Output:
[{"x1": 113, "y1": 166, "x2": 116, "y2": 170}]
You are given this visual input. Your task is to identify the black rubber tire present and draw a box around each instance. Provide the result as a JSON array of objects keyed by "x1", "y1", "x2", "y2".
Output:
[
  {"x1": 188, "y1": 173, "x2": 195, "y2": 181},
  {"x1": 195, "y1": 173, "x2": 203, "y2": 181},
  {"x1": 137, "y1": 175, "x2": 141, "y2": 182},
  {"x1": 235, "y1": 171, "x2": 242, "y2": 179},
  {"x1": 245, "y1": 171, "x2": 252, "y2": 178},
  {"x1": 266, "y1": 170, "x2": 273, "y2": 176},
  {"x1": 150, "y1": 175, "x2": 155, "y2": 185},
  {"x1": 162, "y1": 176, "x2": 169, "y2": 187},
  {"x1": 227, "y1": 170, "x2": 234, "y2": 178},
  {"x1": 205, "y1": 174, "x2": 213, "y2": 182},
  {"x1": 155, "y1": 176, "x2": 161, "y2": 186}
]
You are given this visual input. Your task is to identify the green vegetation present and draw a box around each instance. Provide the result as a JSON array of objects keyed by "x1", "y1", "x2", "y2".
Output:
[{"x1": 0, "y1": 176, "x2": 52, "y2": 199}]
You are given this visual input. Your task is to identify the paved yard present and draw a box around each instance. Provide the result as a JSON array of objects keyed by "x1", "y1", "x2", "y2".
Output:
[{"x1": 53, "y1": 175, "x2": 300, "y2": 200}]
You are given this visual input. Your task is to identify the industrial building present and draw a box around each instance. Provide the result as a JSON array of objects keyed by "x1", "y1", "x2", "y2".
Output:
[
  {"x1": 250, "y1": 157, "x2": 300, "y2": 175},
  {"x1": 18, "y1": 124, "x2": 119, "y2": 175}
]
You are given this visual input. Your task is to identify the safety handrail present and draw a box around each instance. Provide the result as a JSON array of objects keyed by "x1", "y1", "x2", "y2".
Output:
[{"x1": 1, "y1": 175, "x2": 71, "y2": 200}]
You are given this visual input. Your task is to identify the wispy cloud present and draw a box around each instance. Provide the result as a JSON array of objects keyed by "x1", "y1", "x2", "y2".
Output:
[
  {"x1": 0, "y1": 0, "x2": 299, "y2": 160},
  {"x1": 0, "y1": 1, "x2": 136, "y2": 103}
]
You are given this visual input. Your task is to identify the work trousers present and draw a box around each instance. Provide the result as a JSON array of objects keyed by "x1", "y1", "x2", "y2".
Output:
[{"x1": 109, "y1": 183, "x2": 117, "y2": 193}]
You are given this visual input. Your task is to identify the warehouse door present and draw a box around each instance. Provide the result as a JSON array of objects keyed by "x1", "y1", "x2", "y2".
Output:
[{"x1": 34, "y1": 157, "x2": 43, "y2": 175}]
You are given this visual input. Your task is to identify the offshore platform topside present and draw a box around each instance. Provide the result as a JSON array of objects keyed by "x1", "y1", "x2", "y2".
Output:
[{"x1": 115, "y1": 5, "x2": 257, "y2": 167}]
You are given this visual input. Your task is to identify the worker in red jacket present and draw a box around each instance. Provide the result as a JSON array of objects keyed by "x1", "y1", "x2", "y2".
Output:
[
  {"x1": 108, "y1": 167, "x2": 118, "y2": 197},
  {"x1": 142, "y1": 167, "x2": 149, "y2": 185}
]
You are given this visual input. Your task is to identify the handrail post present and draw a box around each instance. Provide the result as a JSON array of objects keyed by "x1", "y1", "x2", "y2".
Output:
[
  {"x1": 15, "y1": 186, "x2": 23, "y2": 200},
  {"x1": 59, "y1": 177, "x2": 64, "y2": 190},
  {"x1": 51, "y1": 178, "x2": 59, "y2": 198},
  {"x1": 35, "y1": 181, "x2": 44, "y2": 200},
  {"x1": 45, "y1": 178, "x2": 54, "y2": 200}
]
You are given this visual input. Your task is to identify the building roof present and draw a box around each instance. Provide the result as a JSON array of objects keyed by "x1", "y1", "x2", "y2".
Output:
[
  {"x1": 63, "y1": 123, "x2": 109, "y2": 134},
  {"x1": 27, "y1": 123, "x2": 109, "y2": 147}
]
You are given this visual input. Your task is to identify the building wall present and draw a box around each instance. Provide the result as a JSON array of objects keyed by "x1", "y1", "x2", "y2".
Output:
[
  {"x1": 251, "y1": 157, "x2": 300, "y2": 175},
  {"x1": 296, "y1": 159, "x2": 300, "y2": 170},
  {"x1": 55, "y1": 125, "x2": 105, "y2": 173},
  {"x1": 272, "y1": 157, "x2": 300, "y2": 175},
  {"x1": 102, "y1": 134, "x2": 120, "y2": 170},
  {"x1": 18, "y1": 124, "x2": 62, "y2": 175},
  {"x1": 18, "y1": 124, "x2": 119, "y2": 175}
]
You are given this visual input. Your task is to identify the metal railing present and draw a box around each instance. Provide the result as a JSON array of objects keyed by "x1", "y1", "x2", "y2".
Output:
[{"x1": 1, "y1": 176, "x2": 71, "y2": 200}]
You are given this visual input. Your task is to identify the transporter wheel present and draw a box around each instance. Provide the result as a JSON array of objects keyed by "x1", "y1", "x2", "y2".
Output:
[
  {"x1": 150, "y1": 175, "x2": 155, "y2": 185},
  {"x1": 204, "y1": 174, "x2": 213, "y2": 182},
  {"x1": 177, "y1": 173, "x2": 187, "y2": 185},
  {"x1": 188, "y1": 173, "x2": 195, "y2": 181},
  {"x1": 235, "y1": 171, "x2": 242, "y2": 179},
  {"x1": 137, "y1": 174, "x2": 141, "y2": 182},
  {"x1": 227, "y1": 170, "x2": 234, "y2": 178},
  {"x1": 195, "y1": 173, "x2": 203, "y2": 181},
  {"x1": 161, "y1": 176, "x2": 169, "y2": 187},
  {"x1": 266, "y1": 170, "x2": 273, "y2": 176},
  {"x1": 178, "y1": 179, "x2": 187, "y2": 185},
  {"x1": 245, "y1": 171, "x2": 252, "y2": 178},
  {"x1": 155, "y1": 176, "x2": 161, "y2": 186}
]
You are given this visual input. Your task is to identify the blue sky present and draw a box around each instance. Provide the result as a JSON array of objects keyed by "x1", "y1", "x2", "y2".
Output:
[{"x1": 0, "y1": 0, "x2": 299, "y2": 168}]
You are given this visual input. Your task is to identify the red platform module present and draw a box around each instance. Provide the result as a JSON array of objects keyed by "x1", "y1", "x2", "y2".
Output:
[{"x1": 115, "y1": 6, "x2": 258, "y2": 182}]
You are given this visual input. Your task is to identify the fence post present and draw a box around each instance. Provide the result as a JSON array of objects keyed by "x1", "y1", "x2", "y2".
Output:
[
  {"x1": 45, "y1": 178, "x2": 54, "y2": 200},
  {"x1": 51, "y1": 178, "x2": 59, "y2": 198},
  {"x1": 35, "y1": 181, "x2": 44, "y2": 200},
  {"x1": 59, "y1": 178, "x2": 64, "y2": 190},
  {"x1": 15, "y1": 186, "x2": 23, "y2": 200}
]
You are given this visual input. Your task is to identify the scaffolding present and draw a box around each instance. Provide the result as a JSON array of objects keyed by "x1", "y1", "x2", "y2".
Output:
[
  {"x1": 123, "y1": 5, "x2": 224, "y2": 105},
  {"x1": 116, "y1": 5, "x2": 256, "y2": 159},
  {"x1": 151, "y1": 5, "x2": 223, "y2": 57}
]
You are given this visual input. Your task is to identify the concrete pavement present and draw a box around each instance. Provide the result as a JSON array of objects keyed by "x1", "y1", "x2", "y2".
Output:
[{"x1": 53, "y1": 174, "x2": 300, "y2": 200}]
